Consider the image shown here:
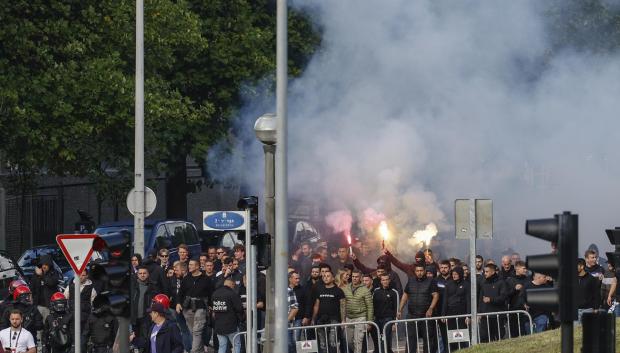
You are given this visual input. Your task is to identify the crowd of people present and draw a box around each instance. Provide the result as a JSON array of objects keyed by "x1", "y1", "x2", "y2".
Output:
[{"x1": 0, "y1": 237, "x2": 617, "y2": 353}]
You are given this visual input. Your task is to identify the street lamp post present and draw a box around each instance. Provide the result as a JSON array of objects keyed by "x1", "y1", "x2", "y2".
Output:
[{"x1": 254, "y1": 113, "x2": 277, "y2": 352}]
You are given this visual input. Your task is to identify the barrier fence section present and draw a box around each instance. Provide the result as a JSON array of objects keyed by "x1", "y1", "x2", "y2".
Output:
[
  {"x1": 232, "y1": 310, "x2": 532, "y2": 353},
  {"x1": 382, "y1": 310, "x2": 533, "y2": 353},
  {"x1": 233, "y1": 321, "x2": 383, "y2": 353}
]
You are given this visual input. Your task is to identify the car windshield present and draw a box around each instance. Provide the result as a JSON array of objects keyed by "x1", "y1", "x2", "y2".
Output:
[
  {"x1": 18, "y1": 247, "x2": 71, "y2": 271},
  {"x1": 95, "y1": 225, "x2": 152, "y2": 236}
]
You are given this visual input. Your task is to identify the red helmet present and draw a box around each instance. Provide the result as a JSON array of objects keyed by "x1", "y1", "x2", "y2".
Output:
[
  {"x1": 50, "y1": 292, "x2": 68, "y2": 312},
  {"x1": 50, "y1": 292, "x2": 66, "y2": 302},
  {"x1": 13, "y1": 285, "x2": 31, "y2": 301},
  {"x1": 152, "y1": 294, "x2": 170, "y2": 310},
  {"x1": 8, "y1": 280, "x2": 27, "y2": 294}
]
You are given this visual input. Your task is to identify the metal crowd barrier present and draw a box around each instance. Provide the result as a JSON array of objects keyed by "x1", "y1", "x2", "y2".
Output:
[
  {"x1": 382, "y1": 310, "x2": 534, "y2": 353},
  {"x1": 234, "y1": 320, "x2": 383, "y2": 353}
]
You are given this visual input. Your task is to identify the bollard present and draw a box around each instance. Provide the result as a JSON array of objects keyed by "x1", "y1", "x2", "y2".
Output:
[{"x1": 581, "y1": 311, "x2": 615, "y2": 353}]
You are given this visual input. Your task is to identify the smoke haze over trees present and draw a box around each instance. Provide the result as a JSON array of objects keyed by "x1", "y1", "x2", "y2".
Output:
[{"x1": 208, "y1": 0, "x2": 620, "y2": 260}]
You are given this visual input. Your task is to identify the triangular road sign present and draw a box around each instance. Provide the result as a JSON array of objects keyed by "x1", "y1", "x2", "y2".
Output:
[{"x1": 56, "y1": 234, "x2": 98, "y2": 275}]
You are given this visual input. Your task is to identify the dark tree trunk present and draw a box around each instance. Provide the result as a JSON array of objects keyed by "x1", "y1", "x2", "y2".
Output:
[{"x1": 165, "y1": 156, "x2": 188, "y2": 219}]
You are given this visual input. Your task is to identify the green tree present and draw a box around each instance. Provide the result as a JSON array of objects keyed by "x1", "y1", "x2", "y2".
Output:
[{"x1": 0, "y1": 0, "x2": 319, "y2": 218}]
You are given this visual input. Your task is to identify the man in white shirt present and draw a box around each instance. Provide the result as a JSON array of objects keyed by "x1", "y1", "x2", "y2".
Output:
[{"x1": 0, "y1": 309, "x2": 36, "y2": 353}]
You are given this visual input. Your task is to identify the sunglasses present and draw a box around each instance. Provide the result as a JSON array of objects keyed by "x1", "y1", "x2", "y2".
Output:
[{"x1": 159, "y1": 254, "x2": 169, "y2": 257}]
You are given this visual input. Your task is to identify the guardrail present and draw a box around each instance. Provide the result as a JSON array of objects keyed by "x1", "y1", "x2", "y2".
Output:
[{"x1": 382, "y1": 310, "x2": 533, "y2": 353}]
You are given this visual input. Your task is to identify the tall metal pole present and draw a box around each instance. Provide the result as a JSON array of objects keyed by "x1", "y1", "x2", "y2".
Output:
[
  {"x1": 74, "y1": 276, "x2": 81, "y2": 353},
  {"x1": 134, "y1": 0, "x2": 145, "y2": 258},
  {"x1": 125, "y1": 1, "x2": 145, "y2": 352},
  {"x1": 469, "y1": 200, "x2": 479, "y2": 345},
  {"x1": 273, "y1": 0, "x2": 289, "y2": 352},
  {"x1": 245, "y1": 209, "x2": 257, "y2": 353},
  {"x1": 263, "y1": 144, "x2": 276, "y2": 352}
]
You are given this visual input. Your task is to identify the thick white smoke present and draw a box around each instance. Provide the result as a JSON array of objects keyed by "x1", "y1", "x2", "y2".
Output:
[{"x1": 209, "y1": 1, "x2": 620, "y2": 261}]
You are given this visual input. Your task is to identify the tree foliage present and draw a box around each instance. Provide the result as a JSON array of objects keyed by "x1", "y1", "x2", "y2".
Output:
[{"x1": 0, "y1": 0, "x2": 320, "y2": 210}]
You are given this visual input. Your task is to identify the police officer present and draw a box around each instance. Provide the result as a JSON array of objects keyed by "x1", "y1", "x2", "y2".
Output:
[
  {"x1": 84, "y1": 296, "x2": 118, "y2": 353},
  {"x1": 0, "y1": 280, "x2": 27, "y2": 320},
  {"x1": 211, "y1": 278, "x2": 243, "y2": 353},
  {"x1": 42, "y1": 292, "x2": 73, "y2": 353},
  {"x1": 0, "y1": 285, "x2": 43, "y2": 340}
]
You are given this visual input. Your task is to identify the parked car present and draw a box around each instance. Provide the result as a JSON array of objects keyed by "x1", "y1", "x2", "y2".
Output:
[
  {"x1": 94, "y1": 219, "x2": 202, "y2": 262},
  {"x1": 18, "y1": 244, "x2": 104, "y2": 291},
  {"x1": 0, "y1": 251, "x2": 26, "y2": 302}
]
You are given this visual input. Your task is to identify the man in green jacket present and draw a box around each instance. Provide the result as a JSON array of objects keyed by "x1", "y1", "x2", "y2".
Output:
[{"x1": 343, "y1": 270, "x2": 374, "y2": 353}]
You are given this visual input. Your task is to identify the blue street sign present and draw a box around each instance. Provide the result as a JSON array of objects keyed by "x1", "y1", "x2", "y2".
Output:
[{"x1": 203, "y1": 211, "x2": 246, "y2": 231}]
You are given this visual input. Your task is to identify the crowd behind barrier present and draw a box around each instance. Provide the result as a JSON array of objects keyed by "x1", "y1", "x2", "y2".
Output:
[{"x1": 0, "y1": 236, "x2": 617, "y2": 353}]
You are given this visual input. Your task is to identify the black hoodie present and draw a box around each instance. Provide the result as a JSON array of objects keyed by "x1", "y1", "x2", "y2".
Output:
[
  {"x1": 576, "y1": 272, "x2": 600, "y2": 309},
  {"x1": 30, "y1": 255, "x2": 60, "y2": 307},
  {"x1": 442, "y1": 267, "x2": 470, "y2": 316}
]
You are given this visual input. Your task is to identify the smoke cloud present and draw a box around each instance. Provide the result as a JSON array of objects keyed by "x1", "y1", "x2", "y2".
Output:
[{"x1": 208, "y1": 1, "x2": 620, "y2": 261}]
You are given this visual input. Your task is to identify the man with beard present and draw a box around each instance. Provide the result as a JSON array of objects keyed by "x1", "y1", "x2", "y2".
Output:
[
  {"x1": 0, "y1": 286, "x2": 43, "y2": 341},
  {"x1": 478, "y1": 263, "x2": 508, "y2": 343},
  {"x1": 0, "y1": 310, "x2": 36, "y2": 353},
  {"x1": 131, "y1": 266, "x2": 159, "y2": 339},
  {"x1": 312, "y1": 271, "x2": 345, "y2": 353},
  {"x1": 442, "y1": 267, "x2": 470, "y2": 351},
  {"x1": 435, "y1": 260, "x2": 452, "y2": 352},
  {"x1": 398, "y1": 262, "x2": 439, "y2": 353},
  {"x1": 505, "y1": 261, "x2": 530, "y2": 337},
  {"x1": 302, "y1": 266, "x2": 321, "y2": 328}
]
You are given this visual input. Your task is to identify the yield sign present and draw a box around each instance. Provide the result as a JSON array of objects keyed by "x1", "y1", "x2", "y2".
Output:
[{"x1": 56, "y1": 234, "x2": 98, "y2": 275}]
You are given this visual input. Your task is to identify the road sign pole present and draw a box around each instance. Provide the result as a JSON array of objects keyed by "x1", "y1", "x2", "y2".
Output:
[
  {"x1": 74, "y1": 274, "x2": 81, "y2": 353},
  {"x1": 469, "y1": 200, "x2": 479, "y2": 345}
]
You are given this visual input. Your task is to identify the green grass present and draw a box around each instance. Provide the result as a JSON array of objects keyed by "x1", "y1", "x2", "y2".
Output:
[{"x1": 459, "y1": 319, "x2": 619, "y2": 353}]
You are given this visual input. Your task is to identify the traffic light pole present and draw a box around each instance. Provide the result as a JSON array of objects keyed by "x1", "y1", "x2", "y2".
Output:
[
  {"x1": 263, "y1": 144, "x2": 276, "y2": 352},
  {"x1": 245, "y1": 209, "x2": 258, "y2": 353}
]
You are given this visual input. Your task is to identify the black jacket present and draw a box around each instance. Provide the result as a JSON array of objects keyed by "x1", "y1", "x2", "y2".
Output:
[
  {"x1": 373, "y1": 287, "x2": 399, "y2": 319},
  {"x1": 84, "y1": 311, "x2": 118, "y2": 346},
  {"x1": 43, "y1": 311, "x2": 73, "y2": 352},
  {"x1": 505, "y1": 275, "x2": 529, "y2": 310},
  {"x1": 131, "y1": 279, "x2": 159, "y2": 322},
  {"x1": 524, "y1": 281, "x2": 553, "y2": 319},
  {"x1": 178, "y1": 273, "x2": 211, "y2": 310},
  {"x1": 442, "y1": 278, "x2": 470, "y2": 316},
  {"x1": 478, "y1": 273, "x2": 508, "y2": 313},
  {"x1": 211, "y1": 286, "x2": 244, "y2": 335},
  {"x1": 0, "y1": 302, "x2": 44, "y2": 333},
  {"x1": 133, "y1": 319, "x2": 183, "y2": 353},
  {"x1": 30, "y1": 255, "x2": 60, "y2": 307},
  {"x1": 499, "y1": 265, "x2": 515, "y2": 280},
  {"x1": 576, "y1": 272, "x2": 600, "y2": 309},
  {"x1": 293, "y1": 285, "x2": 309, "y2": 321}
]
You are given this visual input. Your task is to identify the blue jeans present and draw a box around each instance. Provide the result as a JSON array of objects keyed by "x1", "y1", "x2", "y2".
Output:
[
  {"x1": 614, "y1": 304, "x2": 620, "y2": 317},
  {"x1": 218, "y1": 332, "x2": 241, "y2": 353},
  {"x1": 525, "y1": 314, "x2": 549, "y2": 334},
  {"x1": 288, "y1": 319, "x2": 303, "y2": 353}
]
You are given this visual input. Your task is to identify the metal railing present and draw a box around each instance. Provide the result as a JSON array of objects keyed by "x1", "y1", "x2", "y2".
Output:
[
  {"x1": 234, "y1": 320, "x2": 383, "y2": 353},
  {"x1": 382, "y1": 310, "x2": 533, "y2": 353},
  {"x1": 231, "y1": 310, "x2": 534, "y2": 353}
]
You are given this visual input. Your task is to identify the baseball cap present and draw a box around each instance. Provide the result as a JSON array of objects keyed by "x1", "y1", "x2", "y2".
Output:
[{"x1": 146, "y1": 302, "x2": 166, "y2": 314}]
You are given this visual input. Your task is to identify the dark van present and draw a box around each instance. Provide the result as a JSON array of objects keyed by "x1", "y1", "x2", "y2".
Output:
[{"x1": 94, "y1": 219, "x2": 201, "y2": 262}]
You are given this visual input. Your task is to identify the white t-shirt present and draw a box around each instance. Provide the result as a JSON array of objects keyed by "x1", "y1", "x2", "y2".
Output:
[{"x1": 0, "y1": 327, "x2": 35, "y2": 353}]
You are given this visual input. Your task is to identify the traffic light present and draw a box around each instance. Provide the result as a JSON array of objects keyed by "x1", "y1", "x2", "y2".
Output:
[
  {"x1": 237, "y1": 196, "x2": 259, "y2": 243},
  {"x1": 253, "y1": 233, "x2": 271, "y2": 270},
  {"x1": 90, "y1": 230, "x2": 132, "y2": 317},
  {"x1": 605, "y1": 228, "x2": 620, "y2": 275},
  {"x1": 525, "y1": 211, "x2": 578, "y2": 353}
]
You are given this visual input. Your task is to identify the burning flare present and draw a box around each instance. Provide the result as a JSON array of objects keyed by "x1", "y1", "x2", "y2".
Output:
[
  {"x1": 409, "y1": 223, "x2": 438, "y2": 248},
  {"x1": 379, "y1": 221, "x2": 390, "y2": 241}
]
